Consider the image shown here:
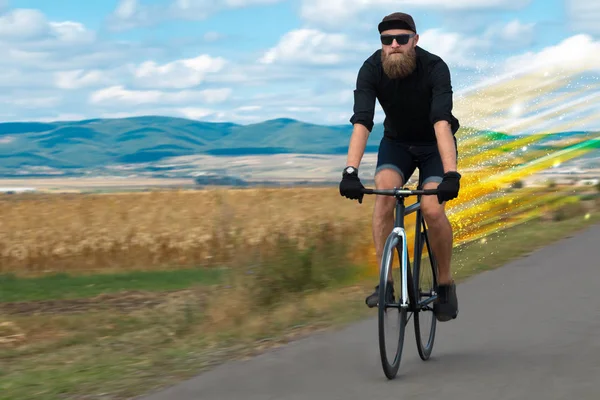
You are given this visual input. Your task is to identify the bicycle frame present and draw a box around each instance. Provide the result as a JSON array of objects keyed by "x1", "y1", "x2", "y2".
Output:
[{"x1": 363, "y1": 187, "x2": 438, "y2": 310}]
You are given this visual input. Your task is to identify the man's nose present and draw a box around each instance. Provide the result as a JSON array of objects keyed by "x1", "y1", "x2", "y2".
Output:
[{"x1": 391, "y1": 39, "x2": 400, "y2": 48}]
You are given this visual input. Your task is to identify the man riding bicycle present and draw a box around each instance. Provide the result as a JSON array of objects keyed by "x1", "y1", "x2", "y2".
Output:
[{"x1": 339, "y1": 12, "x2": 461, "y2": 322}]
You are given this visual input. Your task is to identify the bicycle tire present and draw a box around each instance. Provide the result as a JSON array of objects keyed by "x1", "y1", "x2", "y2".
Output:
[
  {"x1": 378, "y1": 232, "x2": 408, "y2": 379},
  {"x1": 413, "y1": 214, "x2": 438, "y2": 360}
]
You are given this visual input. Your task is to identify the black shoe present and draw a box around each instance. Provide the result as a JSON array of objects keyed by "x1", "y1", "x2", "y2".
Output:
[
  {"x1": 365, "y1": 282, "x2": 395, "y2": 308},
  {"x1": 434, "y1": 281, "x2": 458, "y2": 321}
]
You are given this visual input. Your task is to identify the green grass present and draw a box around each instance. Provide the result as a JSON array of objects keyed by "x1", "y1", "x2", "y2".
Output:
[
  {"x1": 452, "y1": 214, "x2": 600, "y2": 281},
  {"x1": 0, "y1": 268, "x2": 225, "y2": 303},
  {"x1": 0, "y1": 291, "x2": 368, "y2": 400}
]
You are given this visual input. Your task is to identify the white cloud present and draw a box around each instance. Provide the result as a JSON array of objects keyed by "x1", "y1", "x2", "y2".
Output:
[
  {"x1": 109, "y1": 0, "x2": 284, "y2": 30},
  {"x1": 192, "y1": 109, "x2": 268, "y2": 123},
  {"x1": 115, "y1": 0, "x2": 138, "y2": 19},
  {"x1": 177, "y1": 107, "x2": 215, "y2": 120},
  {"x1": 221, "y1": 0, "x2": 281, "y2": 7},
  {"x1": 504, "y1": 34, "x2": 600, "y2": 74},
  {"x1": 89, "y1": 85, "x2": 232, "y2": 106},
  {"x1": 108, "y1": 0, "x2": 157, "y2": 30},
  {"x1": 500, "y1": 20, "x2": 535, "y2": 41},
  {"x1": 259, "y1": 29, "x2": 368, "y2": 65},
  {"x1": 417, "y1": 28, "x2": 490, "y2": 69},
  {"x1": 50, "y1": 21, "x2": 95, "y2": 44},
  {"x1": 567, "y1": 0, "x2": 600, "y2": 34},
  {"x1": 33, "y1": 113, "x2": 88, "y2": 122},
  {"x1": 483, "y1": 19, "x2": 535, "y2": 43},
  {"x1": 0, "y1": 9, "x2": 95, "y2": 44},
  {"x1": 0, "y1": 69, "x2": 27, "y2": 87},
  {"x1": 204, "y1": 61, "x2": 314, "y2": 85},
  {"x1": 133, "y1": 54, "x2": 226, "y2": 88},
  {"x1": 99, "y1": 109, "x2": 182, "y2": 119},
  {"x1": 0, "y1": 8, "x2": 102, "y2": 75},
  {"x1": 57, "y1": 45, "x2": 164, "y2": 71},
  {"x1": 417, "y1": 20, "x2": 536, "y2": 69},
  {"x1": 1, "y1": 47, "x2": 48, "y2": 65},
  {"x1": 0, "y1": 9, "x2": 49, "y2": 40},
  {"x1": 300, "y1": 0, "x2": 530, "y2": 28},
  {"x1": 172, "y1": 0, "x2": 280, "y2": 14},
  {"x1": 243, "y1": 88, "x2": 354, "y2": 116},
  {"x1": 237, "y1": 105, "x2": 262, "y2": 112},
  {"x1": 285, "y1": 106, "x2": 321, "y2": 112},
  {"x1": 89, "y1": 86, "x2": 156, "y2": 105},
  {"x1": 178, "y1": 106, "x2": 281, "y2": 124},
  {"x1": 54, "y1": 69, "x2": 109, "y2": 89},
  {"x1": 183, "y1": 88, "x2": 232, "y2": 104},
  {"x1": 0, "y1": 94, "x2": 62, "y2": 109},
  {"x1": 205, "y1": 68, "x2": 252, "y2": 84},
  {"x1": 11, "y1": 96, "x2": 62, "y2": 108}
]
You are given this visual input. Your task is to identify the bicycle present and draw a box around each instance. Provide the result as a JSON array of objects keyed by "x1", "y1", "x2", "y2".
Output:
[{"x1": 361, "y1": 184, "x2": 440, "y2": 379}]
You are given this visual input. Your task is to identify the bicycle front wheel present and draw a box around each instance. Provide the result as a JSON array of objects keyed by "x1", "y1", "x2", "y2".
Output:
[{"x1": 378, "y1": 232, "x2": 408, "y2": 379}]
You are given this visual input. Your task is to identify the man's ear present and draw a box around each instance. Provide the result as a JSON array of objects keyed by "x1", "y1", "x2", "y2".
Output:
[{"x1": 413, "y1": 34, "x2": 419, "y2": 47}]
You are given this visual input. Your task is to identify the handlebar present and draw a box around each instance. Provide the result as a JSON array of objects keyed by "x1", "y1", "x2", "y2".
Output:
[{"x1": 361, "y1": 187, "x2": 439, "y2": 197}]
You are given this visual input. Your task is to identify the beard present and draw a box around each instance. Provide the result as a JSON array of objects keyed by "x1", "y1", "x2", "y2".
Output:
[{"x1": 381, "y1": 47, "x2": 417, "y2": 79}]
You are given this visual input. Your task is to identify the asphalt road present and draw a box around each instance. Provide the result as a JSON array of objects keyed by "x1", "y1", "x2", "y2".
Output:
[{"x1": 141, "y1": 223, "x2": 600, "y2": 400}]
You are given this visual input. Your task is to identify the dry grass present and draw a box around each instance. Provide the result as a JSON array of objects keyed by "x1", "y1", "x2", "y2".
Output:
[
  {"x1": 0, "y1": 281, "x2": 374, "y2": 400},
  {"x1": 2, "y1": 186, "x2": 597, "y2": 279},
  {"x1": 0, "y1": 188, "x2": 374, "y2": 277}
]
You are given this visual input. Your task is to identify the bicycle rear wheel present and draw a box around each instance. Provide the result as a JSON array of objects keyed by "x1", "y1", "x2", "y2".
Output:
[
  {"x1": 378, "y1": 232, "x2": 409, "y2": 379},
  {"x1": 413, "y1": 214, "x2": 438, "y2": 360}
]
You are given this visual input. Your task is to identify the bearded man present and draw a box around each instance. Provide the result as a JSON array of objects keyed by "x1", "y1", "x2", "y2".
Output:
[{"x1": 339, "y1": 12, "x2": 462, "y2": 322}]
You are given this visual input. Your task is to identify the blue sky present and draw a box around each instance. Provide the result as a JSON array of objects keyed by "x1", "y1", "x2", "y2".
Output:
[{"x1": 1, "y1": 0, "x2": 599, "y2": 132}]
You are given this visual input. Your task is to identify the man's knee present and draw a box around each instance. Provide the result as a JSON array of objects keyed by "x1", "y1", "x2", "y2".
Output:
[
  {"x1": 375, "y1": 167, "x2": 404, "y2": 189},
  {"x1": 421, "y1": 180, "x2": 446, "y2": 223},
  {"x1": 373, "y1": 168, "x2": 403, "y2": 219}
]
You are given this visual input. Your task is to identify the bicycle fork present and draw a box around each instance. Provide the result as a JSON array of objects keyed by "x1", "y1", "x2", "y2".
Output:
[
  {"x1": 381, "y1": 226, "x2": 410, "y2": 309},
  {"x1": 395, "y1": 227, "x2": 410, "y2": 309}
]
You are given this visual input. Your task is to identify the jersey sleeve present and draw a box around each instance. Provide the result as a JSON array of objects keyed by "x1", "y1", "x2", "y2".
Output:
[
  {"x1": 429, "y1": 59, "x2": 455, "y2": 127},
  {"x1": 349, "y1": 61, "x2": 377, "y2": 132}
]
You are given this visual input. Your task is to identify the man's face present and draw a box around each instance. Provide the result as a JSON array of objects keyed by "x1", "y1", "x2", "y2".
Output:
[{"x1": 380, "y1": 29, "x2": 419, "y2": 79}]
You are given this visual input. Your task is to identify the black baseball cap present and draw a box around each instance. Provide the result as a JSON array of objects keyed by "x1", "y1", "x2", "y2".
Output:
[{"x1": 378, "y1": 12, "x2": 417, "y2": 34}]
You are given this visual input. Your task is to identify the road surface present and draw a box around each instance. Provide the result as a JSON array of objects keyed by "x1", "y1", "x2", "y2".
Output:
[{"x1": 141, "y1": 223, "x2": 600, "y2": 400}]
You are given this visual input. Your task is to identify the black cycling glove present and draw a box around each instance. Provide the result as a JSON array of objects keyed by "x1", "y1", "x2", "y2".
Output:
[
  {"x1": 437, "y1": 171, "x2": 461, "y2": 204},
  {"x1": 339, "y1": 166, "x2": 365, "y2": 204}
]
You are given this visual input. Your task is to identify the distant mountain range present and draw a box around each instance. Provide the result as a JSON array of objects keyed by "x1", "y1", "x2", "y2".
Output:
[
  {"x1": 0, "y1": 116, "x2": 380, "y2": 168},
  {"x1": 0, "y1": 115, "x2": 597, "y2": 179}
]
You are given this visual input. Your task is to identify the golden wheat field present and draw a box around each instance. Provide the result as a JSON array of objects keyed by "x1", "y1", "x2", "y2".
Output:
[
  {"x1": 1, "y1": 182, "x2": 595, "y2": 277},
  {"x1": 0, "y1": 188, "x2": 383, "y2": 276}
]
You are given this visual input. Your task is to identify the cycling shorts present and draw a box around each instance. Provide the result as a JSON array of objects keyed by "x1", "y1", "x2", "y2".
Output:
[{"x1": 375, "y1": 136, "x2": 458, "y2": 186}]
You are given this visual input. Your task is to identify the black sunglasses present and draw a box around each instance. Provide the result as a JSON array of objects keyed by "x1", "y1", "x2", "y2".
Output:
[{"x1": 380, "y1": 33, "x2": 416, "y2": 45}]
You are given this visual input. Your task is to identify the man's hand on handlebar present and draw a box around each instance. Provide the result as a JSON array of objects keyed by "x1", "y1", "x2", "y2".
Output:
[
  {"x1": 436, "y1": 171, "x2": 461, "y2": 204},
  {"x1": 339, "y1": 166, "x2": 365, "y2": 204}
]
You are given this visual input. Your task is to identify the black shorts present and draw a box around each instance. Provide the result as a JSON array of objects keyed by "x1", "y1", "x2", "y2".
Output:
[{"x1": 375, "y1": 136, "x2": 457, "y2": 186}]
